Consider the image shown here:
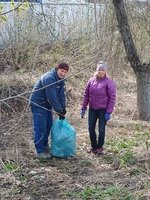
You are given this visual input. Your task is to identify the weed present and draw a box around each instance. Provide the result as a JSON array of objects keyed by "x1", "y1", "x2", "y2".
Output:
[
  {"x1": 143, "y1": 181, "x2": 150, "y2": 190},
  {"x1": 130, "y1": 167, "x2": 144, "y2": 175},
  {"x1": 119, "y1": 150, "x2": 137, "y2": 167},
  {"x1": 143, "y1": 131, "x2": 150, "y2": 152},
  {"x1": 3, "y1": 161, "x2": 19, "y2": 172},
  {"x1": 80, "y1": 159, "x2": 93, "y2": 167},
  {"x1": 106, "y1": 138, "x2": 138, "y2": 168},
  {"x1": 12, "y1": 187, "x2": 22, "y2": 194},
  {"x1": 37, "y1": 157, "x2": 51, "y2": 163},
  {"x1": 134, "y1": 124, "x2": 142, "y2": 132},
  {"x1": 103, "y1": 155, "x2": 114, "y2": 164},
  {"x1": 116, "y1": 138, "x2": 138, "y2": 151},
  {"x1": 79, "y1": 185, "x2": 101, "y2": 199},
  {"x1": 66, "y1": 185, "x2": 138, "y2": 200}
]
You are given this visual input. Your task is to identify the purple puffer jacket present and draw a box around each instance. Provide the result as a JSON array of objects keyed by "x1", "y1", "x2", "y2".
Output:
[{"x1": 81, "y1": 76, "x2": 116, "y2": 113}]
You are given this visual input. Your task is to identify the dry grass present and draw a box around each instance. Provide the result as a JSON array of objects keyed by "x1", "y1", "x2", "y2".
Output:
[
  {"x1": 0, "y1": 5, "x2": 150, "y2": 197},
  {"x1": 0, "y1": 1, "x2": 150, "y2": 200},
  {"x1": 0, "y1": 63, "x2": 150, "y2": 200}
]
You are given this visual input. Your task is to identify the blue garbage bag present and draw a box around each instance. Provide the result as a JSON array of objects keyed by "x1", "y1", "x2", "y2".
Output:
[{"x1": 51, "y1": 118, "x2": 76, "y2": 158}]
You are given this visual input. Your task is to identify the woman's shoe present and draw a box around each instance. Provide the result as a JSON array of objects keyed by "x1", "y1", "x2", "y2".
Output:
[
  {"x1": 87, "y1": 147, "x2": 98, "y2": 154},
  {"x1": 96, "y1": 148, "x2": 104, "y2": 155}
]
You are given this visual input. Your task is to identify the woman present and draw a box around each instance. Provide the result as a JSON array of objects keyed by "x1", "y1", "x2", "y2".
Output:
[{"x1": 81, "y1": 61, "x2": 116, "y2": 155}]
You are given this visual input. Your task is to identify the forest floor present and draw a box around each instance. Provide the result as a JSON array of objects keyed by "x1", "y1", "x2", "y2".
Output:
[{"x1": 0, "y1": 68, "x2": 150, "y2": 200}]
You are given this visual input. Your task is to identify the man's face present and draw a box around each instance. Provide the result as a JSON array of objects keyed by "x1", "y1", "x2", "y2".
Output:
[{"x1": 57, "y1": 69, "x2": 68, "y2": 79}]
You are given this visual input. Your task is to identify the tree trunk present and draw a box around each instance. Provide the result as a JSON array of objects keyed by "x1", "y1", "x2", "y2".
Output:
[
  {"x1": 137, "y1": 71, "x2": 150, "y2": 121},
  {"x1": 112, "y1": 0, "x2": 150, "y2": 121}
]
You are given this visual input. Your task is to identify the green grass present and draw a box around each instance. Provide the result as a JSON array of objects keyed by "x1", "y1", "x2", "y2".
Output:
[
  {"x1": 80, "y1": 159, "x2": 93, "y2": 167},
  {"x1": 119, "y1": 150, "x2": 137, "y2": 167},
  {"x1": 66, "y1": 185, "x2": 142, "y2": 200},
  {"x1": 106, "y1": 137, "x2": 139, "y2": 168},
  {"x1": 3, "y1": 161, "x2": 19, "y2": 172},
  {"x1": 130, "y1": 167, "x2": 145, "y2": 175},
  {"x1": 107, "y1": 137, "x2": 138, "y2": 153}
]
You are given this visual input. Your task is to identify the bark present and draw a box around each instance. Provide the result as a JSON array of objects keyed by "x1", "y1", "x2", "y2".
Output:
[
  {"x1": 137, "y1": 71, "x2": 150, "y2": 120},
  {"x1": 112, "y1": 0, "x2": 142, "y2": 73},
  {"x1": 112, "y1": 0, "x2": 150, "y2": 121}
]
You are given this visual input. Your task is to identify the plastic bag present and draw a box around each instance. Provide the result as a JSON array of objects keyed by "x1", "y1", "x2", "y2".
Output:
[{"x1": 51, "y1": 118, "x2": 76, "y2": 158}]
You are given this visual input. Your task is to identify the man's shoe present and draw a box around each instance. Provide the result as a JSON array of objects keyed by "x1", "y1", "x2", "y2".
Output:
[
  {"x1": 44, "y1": 146, "x2": 50, "y2": 153},
  {"x1": 37, "y1": 152, "x2": 52, "y2": 161}
]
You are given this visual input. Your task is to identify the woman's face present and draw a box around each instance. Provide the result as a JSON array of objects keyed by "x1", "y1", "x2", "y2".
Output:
[
  {"x1": 97, "y1": 70, "x2": 106, "y2": 78},
  {"x1": 57, "y1": 68, "x2": 68, "y2": 79}
]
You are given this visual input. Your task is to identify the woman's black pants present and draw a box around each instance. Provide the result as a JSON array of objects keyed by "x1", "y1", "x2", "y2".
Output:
[{"x1": 88, "y1": 108, "x2": 106, "y2": 148}]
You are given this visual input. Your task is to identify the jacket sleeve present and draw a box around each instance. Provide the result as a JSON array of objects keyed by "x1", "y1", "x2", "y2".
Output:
[
  {"x1": 60, "y1": 83, "x2": 66, "y2": 109},
  {"x1": 81, "y1": 79, "x2": 91, "y2": 110},
  {"x1": 42, "y1": 76, "x2": 63, "y2": 112},
  {"x1": 106, "y1": 80, "x2": 116, "y2": 113}
]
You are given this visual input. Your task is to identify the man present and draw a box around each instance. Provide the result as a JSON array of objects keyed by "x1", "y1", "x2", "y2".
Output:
[{"x1": 30, "y1": 63, "x2": 69, "y2": 159}]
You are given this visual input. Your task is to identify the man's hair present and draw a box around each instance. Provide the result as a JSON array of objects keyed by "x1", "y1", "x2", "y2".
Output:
[{"x1": 56, "y1": 63, "x2": 69, "y2": 71}]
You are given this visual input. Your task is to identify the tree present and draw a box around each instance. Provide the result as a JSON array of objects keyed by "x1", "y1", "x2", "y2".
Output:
[{"x1": 112, "y1": 0, "x2": 150, "y2": 121}]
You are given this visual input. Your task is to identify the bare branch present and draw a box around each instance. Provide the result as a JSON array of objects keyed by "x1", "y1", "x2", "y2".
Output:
[{"x1": 0, "y1": 3, "x2": 23, "y2": 16}]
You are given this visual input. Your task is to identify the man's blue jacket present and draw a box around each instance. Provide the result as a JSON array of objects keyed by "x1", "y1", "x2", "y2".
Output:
[{"x1": 30, "y1": 68, "x2": 66, "y2": 112}]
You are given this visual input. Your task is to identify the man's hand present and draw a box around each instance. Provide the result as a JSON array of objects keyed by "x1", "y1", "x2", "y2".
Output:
[
  {"x1": 62, "y1": 108, "x2": 66, "y2": 115},
  {"x1": 58, "y1": 109, "x2": 66, "y2": 120}
]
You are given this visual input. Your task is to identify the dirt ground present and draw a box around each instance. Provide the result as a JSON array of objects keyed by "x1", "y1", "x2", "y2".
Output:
[{"x1": 0, "y1": 70, "x2": 150, "y2": 200}]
